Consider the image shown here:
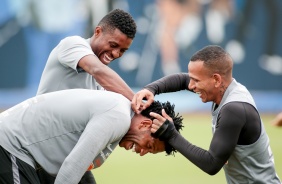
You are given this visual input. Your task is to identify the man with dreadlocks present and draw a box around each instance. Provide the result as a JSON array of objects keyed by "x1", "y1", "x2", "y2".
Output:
[
  {"x1": 0, "y1": 89, "x2": 183, "y2": 184},
  {"x1": 120, "y1": 100, "x2": 184, "y2": 156}
]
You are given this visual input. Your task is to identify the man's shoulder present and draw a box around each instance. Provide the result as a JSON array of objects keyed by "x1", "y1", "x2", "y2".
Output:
[{"x1": 59, "y1": 36, "x2": 89, "y2": 45}]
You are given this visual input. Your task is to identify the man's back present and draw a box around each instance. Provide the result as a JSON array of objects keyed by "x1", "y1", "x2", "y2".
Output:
[{"x1": 0, "y1": 89, "x2": 131, "y2": 176}]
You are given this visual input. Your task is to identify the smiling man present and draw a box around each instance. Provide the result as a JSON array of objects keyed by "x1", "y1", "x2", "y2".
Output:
[
  {"x1": 36, "y1": 9, "x2": 136, "y2": 183},
  {"x1": 0, "y1": 89, "x2": 183, "y2": 184},
  {"x1": 37, "y1": 9, "x2": 136, "y2": 101},
  {"x1": 132, "y1": 45, "x2": 281, "y2": 183},
  {"x1": 120, "y1": 100, "x2": 183, "y2": 157}
]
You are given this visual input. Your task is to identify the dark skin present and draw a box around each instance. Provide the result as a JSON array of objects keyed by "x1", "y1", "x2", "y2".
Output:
[
  {"x1": 271, "y1": 112, "x2": 282, "y2": 127},
  {"x1": 78, "y1": 27, "x2": 134, "y2": 101},
  {"x1": 119, "y1": 114, "x2": 166, "y2": 156}
]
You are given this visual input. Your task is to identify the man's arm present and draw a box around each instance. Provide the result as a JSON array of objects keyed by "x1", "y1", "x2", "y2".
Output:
[
  {"x1": 79, "y1": 55, "x2": 134, "y2": 100},
  {"x1": 54, "y1": 119, "x2": 112, "y2": 184},
  {"x1": 55, "y1": 111, "x2": 129, "y2": 184},
  {"x1": 144, "y1": 73, "x2": 191, "y2": 95},
  {"x1": 132, "y1": 73, "x2": 191, "y2": 113},
  {"x1": 271, "y1": 112, "x2": 282, "y2": 127},
  {"x1": 151, "y1": 102, "x2": 258, "y2": 175},
  {"x1": 56, "y1": 36, "x2": 134, "y2": 101}
]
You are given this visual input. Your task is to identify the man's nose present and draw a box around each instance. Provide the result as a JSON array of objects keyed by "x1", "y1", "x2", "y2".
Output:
[
  {"x1": 112, "y1": 49, "x2": 121, "y2": 58},
  {"x1": 188, "y1": 80, "x2": 195, "y2": 90}
]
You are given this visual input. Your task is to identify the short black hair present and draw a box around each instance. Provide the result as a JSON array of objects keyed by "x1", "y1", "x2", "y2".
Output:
[
  {"x1": 98, "y1": 9, "x2": 137, "y2": 39},
  {"x1": 190, "y1": 45, "x2": 233, "y2": 76},
  {"x1": 141, "y1": 101, "x2": 184, "y2": 156}
]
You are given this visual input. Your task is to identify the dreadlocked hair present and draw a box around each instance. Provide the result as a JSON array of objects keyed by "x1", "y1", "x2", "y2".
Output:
[
  {"x1": 141, "y1": 101, "x2": 184, "y2": 156},
  {"x1": 98, "y1": 9, "x2": 137, "y2": 39}
]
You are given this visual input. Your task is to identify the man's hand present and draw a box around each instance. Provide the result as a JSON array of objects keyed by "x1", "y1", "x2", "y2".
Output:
[
  {"x1": 271, "y1": 112, "x2": 282, "y2": 127},
  {"x1": 150, "y1": 109, "x2": 175, "y2": 141},
  {"x1": 131, "y1": 89, "x2": 154, "y2": 114}
]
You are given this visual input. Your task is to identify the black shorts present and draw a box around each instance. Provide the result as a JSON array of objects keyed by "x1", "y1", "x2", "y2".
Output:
[
  {"x1": 0, "y1": 145, "x2": 40, "y2": 184},
  {"x1": 0, "y1": 145, "x2": 96, "y2": 184}
]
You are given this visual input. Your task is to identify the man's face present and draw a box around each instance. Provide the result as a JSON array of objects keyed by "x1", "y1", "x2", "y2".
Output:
[
  {"x1": 188, "y1": 61, "x2": 217, "y2": 103},
  {"x1": 91, "y1": 27, "x2": 133, "y2": 65},
  {"x1": 119, "y1": 115, "x2": 165, "y2": 156}
]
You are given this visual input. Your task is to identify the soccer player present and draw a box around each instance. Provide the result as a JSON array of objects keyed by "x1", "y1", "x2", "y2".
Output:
[
  {"x1": 36, "y1": 9, "x2": 136, "y2": 183},
  {"x1": 131, "y1": 45, "x2": 281, "y2": 183},
  {"x1": 37, "y1": 9, "x2": 137, "y2": 101},
  {"x1": 0, "y1": 89, "x2": 183, "y2": 184}
]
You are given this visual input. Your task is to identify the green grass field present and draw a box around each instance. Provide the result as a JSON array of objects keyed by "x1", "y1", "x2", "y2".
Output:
[{"x1": 93, "y1": 113, "x2": 282, "y2": 184}]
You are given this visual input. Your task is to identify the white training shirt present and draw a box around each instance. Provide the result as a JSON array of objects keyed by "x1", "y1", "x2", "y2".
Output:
[{"x1": 0, "y1": 89, "x2": 132, "y2": 184}]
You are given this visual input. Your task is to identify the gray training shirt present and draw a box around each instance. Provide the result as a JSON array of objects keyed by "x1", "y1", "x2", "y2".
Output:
[
  {"x1": 37, "y1": 36, "x2": 103, "y2": 95},
  {"x1": 212, "y1": 79, "x2": 280, "y2": 183},
  {"x1": 0, "y1": 89, "x2": 132, "y2": 184}
]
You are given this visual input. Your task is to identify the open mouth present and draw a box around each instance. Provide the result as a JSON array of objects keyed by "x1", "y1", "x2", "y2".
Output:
[
  {"x1": 103, "y1": 54, "x2": 113, "y2": 63},
  {"x1": 195, "y1": 91, "x2": 201, "y2": 97},
  {"x1": 131, "y1": 143, "x2": 136, "y2": 152}
]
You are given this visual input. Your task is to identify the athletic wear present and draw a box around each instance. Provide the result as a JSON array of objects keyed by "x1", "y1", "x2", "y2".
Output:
[
  {"x1": 145, "y1": 73, "x2": 191, "y2": 95},
  {"x1": 0, "y1": 89, "x2": 133, "y2": 184},
  {"x1": 144, "y1": 74, "x2": 281, "y2": 183},
  {"x1": 213, "y1": 79, "x2": 280, "y2": 183},
  {"x1": 37, "y1": 36, "x2": 103, "y2": 95},
  {"x1": 36, "y1": 35, "x2": 104, "y2": 183},
  {"x1": 0, "y1": 145, "x2": 41, "y2": 184}
]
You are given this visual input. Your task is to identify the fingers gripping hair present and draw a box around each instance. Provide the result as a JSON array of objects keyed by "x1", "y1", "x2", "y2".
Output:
[{"x1": 141, "y1": 101, "x2": 184, "y2": 155}]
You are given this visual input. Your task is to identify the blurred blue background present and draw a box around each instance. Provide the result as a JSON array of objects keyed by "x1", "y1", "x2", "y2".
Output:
[{"x1": 0, "y1": 0, "x2": 282, "y2": 113}]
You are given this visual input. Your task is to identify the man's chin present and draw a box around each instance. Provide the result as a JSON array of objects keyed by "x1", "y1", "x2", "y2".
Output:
[{"x1": 201, "y1": 98, "x2": 208, "y2": 103}]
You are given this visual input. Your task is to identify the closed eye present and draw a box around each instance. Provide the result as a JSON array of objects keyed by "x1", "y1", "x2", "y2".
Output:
[{"x1": 110, "y1": 43, "x2": 118, "y2": 48}]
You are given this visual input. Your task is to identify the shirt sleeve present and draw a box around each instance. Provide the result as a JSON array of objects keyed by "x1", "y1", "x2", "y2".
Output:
[
  {"x1": 54, "y1": 109, "x2": 130, "y2": 184},
  {"x1": 57, "y1": 36, "x2": 94, "y2": 71},
  {"x1": 167, "y1": 102, "x2": 259, "y2": 175},
  {"x1": 144, "y1": 73, "x2": 192, "y2": 95}
]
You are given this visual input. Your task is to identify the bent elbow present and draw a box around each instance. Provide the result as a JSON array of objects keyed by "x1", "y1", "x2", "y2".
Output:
[
  {"x1": 205, "y1": 167, "x2": 221, "y2": 176},
  {"x1": 207, "y1": 170, "x2": 219, "y2": 176}
]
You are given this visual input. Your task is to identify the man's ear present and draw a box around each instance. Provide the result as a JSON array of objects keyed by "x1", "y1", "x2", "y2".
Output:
[
  {"x1": 213, "y1": 73, "x2": 222, "y2": 88},
  {"x1": 138, "y1": 119, "x2": 152, "y2": 130},
  {"x1": 94, "y1": 26, "x2": 102, "y2": 36}
]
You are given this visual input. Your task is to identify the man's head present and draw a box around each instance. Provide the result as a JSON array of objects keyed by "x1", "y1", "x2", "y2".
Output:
[
  {"x1": 91, "y1": 9, "x2": 137, "y2": 65},
  {"x1": 188, "y1": 45, "x2": 233, "y2": 105},
  {"x1": 119, "y1": 101, "x2": 183, "y2": 156}
]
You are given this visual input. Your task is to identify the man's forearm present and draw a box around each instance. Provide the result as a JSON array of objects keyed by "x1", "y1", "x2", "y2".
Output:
[
  {"x1": 93, "y1": 65, "x2": 134, "y2": 101},
  {"x1": 144, "y1": 73, "x2": 191, "y2": 95},
  {"x1": 168, "y1": 132, "x2": 225, "y2": 175}
]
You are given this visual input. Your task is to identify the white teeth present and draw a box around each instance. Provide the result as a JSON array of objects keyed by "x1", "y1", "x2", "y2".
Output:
[
  {"x1": 195, "y1": 92, "x2": 201, "y2": 97},
  {"x1": 132, "y1": 144, "x2": 136, "y2": 152},
  {"x1": 105, "y1": 54, "x2": 113, "y2": 62}
]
